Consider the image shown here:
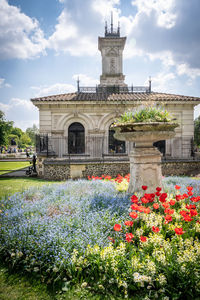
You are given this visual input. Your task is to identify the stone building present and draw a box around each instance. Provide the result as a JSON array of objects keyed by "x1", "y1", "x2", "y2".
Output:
[{"x1": 31, "y1": 20, "x2": 200, "y2": 179}]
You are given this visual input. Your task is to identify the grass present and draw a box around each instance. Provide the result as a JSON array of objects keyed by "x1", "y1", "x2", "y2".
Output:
[
  {"x1": 0, "y1": 262, "x2": 131, "y2": 300},
  {"x1": 0, "y1": 177, "x2": 65, "y2": 199},
  {"x1": 0, "y1": 162, "x2": 31, "y2": 175},
  {"x1": 0, "y1": 264, "x2": 54, "y2": 300}
]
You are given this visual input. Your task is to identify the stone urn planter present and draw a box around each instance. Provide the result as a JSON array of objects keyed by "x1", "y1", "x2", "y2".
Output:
[{"x1": 112, "y1": 122, "x2": 178, "y2": 193}]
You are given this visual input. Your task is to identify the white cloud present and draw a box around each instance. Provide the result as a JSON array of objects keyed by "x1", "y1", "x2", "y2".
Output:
[
  {"x1": 72, "y1": 74, "x2": 99, "y2": 86},
  {"x1": 0, "y1": 77, "x2": 11, "y2": 88},
  {"x1": 128, "y1": 0, "x2": 200, "y2": 79},
  {"x1": 10, "y1": 98, "x2": 35, "y2": 110},
  {"x1": 176, "y1": 64, "x2": 200, "y2": 80},
  {"x1": 0, "y1": 102, "x2": 10, "y2": 112},
  {"x1": 31, "y1": 83, "x2": 76, "y2": 97},
  {"x1": 48, "y1": 0, "x2": 121, "y2": 57},
  {"x1": 14, "y1": 119, "x2": 39, "y2": 131},
  {"x1": 93, "y1": 0, "x2": 120, "y2": 20},
  {"x1": 0, "y1": 0, "x2": 47, "y2": 59},
  {"x1": 132, "y1": 0, "x2": 176, "y2": 29},
  {"x1": 48, "y1": 8, "x2": 97, "y2": 56},
  {"x1": 150, "y1": 72, "x2": 176, "y2": 93}
]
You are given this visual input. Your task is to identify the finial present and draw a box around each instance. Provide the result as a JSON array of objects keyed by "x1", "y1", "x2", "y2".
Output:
[
  {"x1": 105, "y1": 20, "x2": 108, "y2": 35},
  {"x1": 111, "y1": 12, "x2": 113, "y2": 33},
  {"x1": 117, "y1": 21, "x2": 120, "y2": 35},
  {"x1": 77, "y1": 76, "x2": 80, "y2": 93},
  {"x1": 149, "y1": 76, "x2": 151, "y2": 93}
]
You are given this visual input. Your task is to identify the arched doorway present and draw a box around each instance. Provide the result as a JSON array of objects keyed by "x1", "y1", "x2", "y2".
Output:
[
  {"x1": 108, "y1": 126, "x2": 126, "y2": 153},
  {"x1": 68, "y1": 122, "x2": 85, "y2": 154}
]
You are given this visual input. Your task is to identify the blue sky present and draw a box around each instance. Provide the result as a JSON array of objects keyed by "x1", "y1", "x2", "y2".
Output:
[{"x1": 1, "y1": 0, "x2": 200, "y2": 130}]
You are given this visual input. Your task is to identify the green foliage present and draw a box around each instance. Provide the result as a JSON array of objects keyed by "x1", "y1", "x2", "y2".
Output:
[
  {"x1": 7, "y1": 134, "x2": 19, "y2": 146},
  {"x1": 0, "y1": 110, "x2": 13, "y2": 146},
  {"x1": 194, "y1": 116, "x2": 200, "y2": 146},
  {"x1": 26, "y1": 124, "x2": 39, "y2": 146},
  {"x1": 11, "y1": 127, "x2": 23, "y2": 138},
  {"x1": 18, "y1": 133, "x2": 32, "y2": 148},
  {"x1": 116, "y1": 106, "x2": 174, "y2": 124},
  {"x1": 0, "y1": 110, "x2": 38, "y2": 147}
]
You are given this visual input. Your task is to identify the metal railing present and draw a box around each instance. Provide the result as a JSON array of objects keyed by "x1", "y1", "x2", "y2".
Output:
[
  {"x1": 78, "y1": 85, "x2": 150, "y2": 94},
  {"x1": 36, "y1": 134, "x2": 197, "y2": 161}
]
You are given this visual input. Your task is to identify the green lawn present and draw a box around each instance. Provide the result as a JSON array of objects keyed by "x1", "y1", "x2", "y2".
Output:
[
  {"x1": 0, "y1": 162, "x2": 31, "y2": 175},
  {"x1": 0, "y1": 177, "x2": 65, "y2": 199},
  {"x1": 0, "y1": 263, "x2": 128, "y2": 300}
]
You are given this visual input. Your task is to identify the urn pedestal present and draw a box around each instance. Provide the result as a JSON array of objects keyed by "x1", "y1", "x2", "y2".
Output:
[{"x1": 113, "y1": 123, "x2": 178, "y2": 193}]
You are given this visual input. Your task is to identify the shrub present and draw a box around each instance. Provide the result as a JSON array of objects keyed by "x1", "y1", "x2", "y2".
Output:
[{"x1": 115, "y1": 106, "x2": 175, "y2": 124}]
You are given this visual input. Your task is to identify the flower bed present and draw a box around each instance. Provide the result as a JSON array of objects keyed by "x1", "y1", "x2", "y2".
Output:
[{"x1": 0, "y1": 176, "x2": 200, "y2": 299}]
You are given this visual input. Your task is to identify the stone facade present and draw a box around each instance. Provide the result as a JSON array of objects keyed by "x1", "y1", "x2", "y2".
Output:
[
  {"x1": 32, "y1": 21, "x2": 200, "y2": 178},
  {"x1": 35, "y1": 101, "x2": 197, "y2": 159}
]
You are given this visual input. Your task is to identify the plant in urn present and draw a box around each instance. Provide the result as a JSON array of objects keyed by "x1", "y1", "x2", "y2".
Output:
[{"x1": 111, "y1": 106, "x2": 179, "y2": 193}]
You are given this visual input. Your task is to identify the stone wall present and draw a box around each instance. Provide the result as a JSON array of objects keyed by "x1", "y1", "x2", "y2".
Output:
[
  {"x1": 39, "y1": 157, "x2": 200, "y2": 180},
  {"x1": 83, "y1": 162, "x2": 129, "y2": 177},
  {"x1": 43, "y1": 160, "x2": 70, "y2": 180},
  {"x1": 162, "y1": 160, "x2": 200, "y2": 176}
]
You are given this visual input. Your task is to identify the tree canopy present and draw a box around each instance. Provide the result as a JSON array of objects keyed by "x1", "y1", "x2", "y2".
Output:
[
  {"x1": 0, "y1": 110, "x2": 38, "y2": 148},
  {"x1": 0, "y1": 111, "x2": 13, "y2": 146}
]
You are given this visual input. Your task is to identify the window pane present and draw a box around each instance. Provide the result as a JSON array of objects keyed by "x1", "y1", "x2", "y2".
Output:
[
  {"x1": 109, "y1": 128, "x2": 125, "y2": 153},
  {"x1": 68, "y1": 122, "x2": 85, "y2": 154}
]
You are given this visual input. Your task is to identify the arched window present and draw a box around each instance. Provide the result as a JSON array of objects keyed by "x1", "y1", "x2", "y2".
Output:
[
  {"x1": 109, "y1": 126, "x2": 125, "y2": 154},
  {"x1": 68, "y1": 122, "x2": 85, "y2": 154}
]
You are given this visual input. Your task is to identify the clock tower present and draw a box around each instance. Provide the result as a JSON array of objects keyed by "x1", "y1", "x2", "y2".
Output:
[{"x1": 98, "y1": 14, "x2": 127, "y2": 87}]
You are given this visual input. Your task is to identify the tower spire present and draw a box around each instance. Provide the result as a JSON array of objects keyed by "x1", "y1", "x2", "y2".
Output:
[
  {"x1": 105, "y1": 20, "x2": 108, "y2": 35},
  {"x1": 118, "y1": 21, "x2": 120, "y2": 35},
  {"x1": 104, "y1": 12, "x2": 120, "y2": 37},
  {"x1": 111, "y1": 12, "x2": 113, "y2": 34}
]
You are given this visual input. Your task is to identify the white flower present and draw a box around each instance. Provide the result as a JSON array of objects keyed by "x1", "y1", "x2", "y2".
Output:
[{"x1": 81, "y1": 282, "x2": 88, "y2": 288}]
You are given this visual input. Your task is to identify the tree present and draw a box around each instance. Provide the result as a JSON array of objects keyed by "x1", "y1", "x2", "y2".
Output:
[
  {"x1": 194, "y1": 116, "x2": 200, "y2": 146},
  {"x1": 7, "y1": 134, "x2": 19, "y2": 146},
  {"x1": 26, "y1": 124, "x2": 39, "y2": 146},
  {"x1": 11, "y1": 127, "x2": 23, "y2": 139},
  {"x1": 0, "y1": 110, "x2": 13, "y2": 146},
  {"x1": 18, "y1": 133, "x2": 32, "y2": 148}
]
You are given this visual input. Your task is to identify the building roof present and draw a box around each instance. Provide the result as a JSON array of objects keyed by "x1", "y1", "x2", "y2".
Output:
[{"x1": 31, "y1": 91, "x2": 200, "y2": 103}]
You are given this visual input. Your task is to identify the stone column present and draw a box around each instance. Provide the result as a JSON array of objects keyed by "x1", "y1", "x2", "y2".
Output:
[
  {"x1": 128, "y1": 146, "x2": 163, "y2": 194},
  {"x1": 113, "y1": 126, "x2": 177, "y2": 194}
]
